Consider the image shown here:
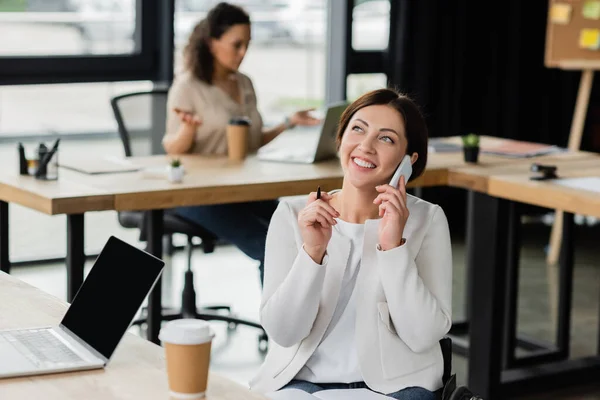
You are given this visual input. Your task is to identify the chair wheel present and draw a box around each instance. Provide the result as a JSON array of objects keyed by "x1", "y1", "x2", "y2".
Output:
[
  {"x1": 138, "y1": 325, "x2": 147, "y2": 338},
  {"x1": 258, "y1": 332, "x2": 268, "y2": 354}
]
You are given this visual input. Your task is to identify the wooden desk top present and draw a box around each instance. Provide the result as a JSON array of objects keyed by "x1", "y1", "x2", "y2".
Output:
[
  {"x1": 0, "y1": 272, "x2": 267, "y2": 400},
  {"x1": 108, "y1": 155, "x2": 451, "y2": 211},
  {"x1": 90, "y1": 155, "x2": 346, "y2": 211},
  {"x1": 0, "y1": 153, "x2": 446, "y2": 214},
  {"x1": 486, "y1": 164, "x2": 600, "y2": 218},
  {"x1": 0, "y1": 171, "x2": 114, "y2": 215},
  {"x1": 0, "y1": 136, "x2": 597, "y2": 215},
  {"x1": 447, "y1": 152, "x2": 600, "y2": 192}
]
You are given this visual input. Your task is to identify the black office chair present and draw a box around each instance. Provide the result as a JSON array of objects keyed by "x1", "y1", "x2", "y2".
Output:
[
  {"x1": 440, "y1": 337, "x2": 483, "y2": 400},
  {"x1": 110, "y1": 89, "x2": 268, "y2": 351}
]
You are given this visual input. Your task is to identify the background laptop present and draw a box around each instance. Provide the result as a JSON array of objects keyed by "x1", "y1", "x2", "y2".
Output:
[
  {"x1": 0, "y1": 236, "x2": 164, "y2": 379},
  {"x1": 257, "y1": 102, "x2": 349, "y2": 164}
]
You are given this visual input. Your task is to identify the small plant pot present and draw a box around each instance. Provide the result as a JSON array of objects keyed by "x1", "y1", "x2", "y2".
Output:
[
  {"x1": 167, "y1": 165, "x2": 184, "y2": 183},
  {"x1": 463, "y1": 146, "x2": 480, "y2": 163}
]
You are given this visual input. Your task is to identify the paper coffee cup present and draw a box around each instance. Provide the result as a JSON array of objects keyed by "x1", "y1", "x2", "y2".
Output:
[
  {"x1": 159, "y1": 319, "x2": 215, "y2": 399},
  {"x1": 227, "y1": 116, "x2": 250, "y2": 162}
]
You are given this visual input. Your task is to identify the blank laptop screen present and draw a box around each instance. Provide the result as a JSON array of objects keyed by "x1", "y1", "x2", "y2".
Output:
[{"x1": 60, "y1": 236, "x2": 164, "y2": 359}]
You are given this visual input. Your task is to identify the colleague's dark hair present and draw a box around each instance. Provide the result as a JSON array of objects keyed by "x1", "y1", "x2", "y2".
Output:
[
  {"x1": 336, "y1": 88, "x2": 428, "y2": 181},
  {"x1": 184, "y1": 2, "x2": 250, "y2": 84}
]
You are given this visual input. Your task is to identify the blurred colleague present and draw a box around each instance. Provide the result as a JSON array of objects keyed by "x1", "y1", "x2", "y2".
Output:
[
  {"x1": 251, "y1": 89, "x2": 452, "y2": 400},
  {"x1": 163, "y1": 2, "x2": 319, "y2": 285}
]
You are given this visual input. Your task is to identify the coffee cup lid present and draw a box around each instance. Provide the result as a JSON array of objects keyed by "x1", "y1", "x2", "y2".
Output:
[
  {"x1": 159, "y1": 319, "x2": 214, "y2": 345},
  {"x1": 228, "y1": 116, "x2": 251, "y2": 126}
]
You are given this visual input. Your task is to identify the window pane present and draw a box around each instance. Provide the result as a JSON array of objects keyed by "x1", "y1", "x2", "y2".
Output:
[
  {"x1": 0, "y1": 81, "x2": 152, "y2": 137},
  {"x1": 0, "y1": 0, "x2": 138, "y2": 56},
  {"x1": 174, "y1": 0, "x2": 328, "y2": 123},
  {"x1": 352, "y1": 0, "x2": 390, "y2": 50},
  {"x1": 346, "y1": 73, "x2": 388, "y2": 101}
]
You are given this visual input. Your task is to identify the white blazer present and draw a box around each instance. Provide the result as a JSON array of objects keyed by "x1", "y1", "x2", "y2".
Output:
[{"x1": 249, "y1": 193, "x2": 453, "y2": 395}]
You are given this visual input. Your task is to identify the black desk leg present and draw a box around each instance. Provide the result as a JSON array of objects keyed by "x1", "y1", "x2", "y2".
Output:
[
  {"x1": 464, "y1": 190, "x2": 476, "y2": 322},
  {"x1": 67, "y1": 214, "x2": 85, "y2": 302},
  {"x1": 556, "y1": 212, "x2": 574, "y2": 358},
  {"x1": 467, "y1": 192, "x2": 510, "y2": 400},
  {"x1": 503, "y1": 202, "x2": 521, "y2": 368},
  {"x1": 146, "y1": 209, "x2": 164, "y2": 344},
  {"x1": 0, "y1": 201, "x2": 9, "y2": 274}
]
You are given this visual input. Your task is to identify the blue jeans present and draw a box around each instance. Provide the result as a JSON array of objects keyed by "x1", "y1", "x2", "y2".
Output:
[
  {"x1": 282, "y1": 380, "x2": 439, "y2": 400},
  {"x1": 174, "y1": 200, "x2": 278, "y2": 286}
]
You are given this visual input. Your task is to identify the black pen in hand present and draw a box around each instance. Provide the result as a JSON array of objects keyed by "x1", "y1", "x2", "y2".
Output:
[{"x1": 317, "y1": 186, "x2": 321, "y2": 200}]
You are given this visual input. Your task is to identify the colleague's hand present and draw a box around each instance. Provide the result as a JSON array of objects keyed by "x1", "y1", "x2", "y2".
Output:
[
  {"x1": 374, "y1": 175, "x2": 409, "y2": 251},
  {"x1": 174, "y1": 108, "x2": 202, "y2": 128},
  {"x1": 290, "y1": 108, "x2": 321, "y2": 127},
  {"x1": 298, "y1": 191, "x2": 339, "y2": 263}
]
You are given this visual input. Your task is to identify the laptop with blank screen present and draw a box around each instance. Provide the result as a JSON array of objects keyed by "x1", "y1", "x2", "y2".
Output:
[
  {"x1": 0, "y1": 236, "x2": 164, "y2": 379},
  {"x1": 257, "y1": 102, "x2": 348, "y2": 164}
]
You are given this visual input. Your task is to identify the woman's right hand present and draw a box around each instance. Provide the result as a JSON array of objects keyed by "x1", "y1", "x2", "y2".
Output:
[
  {"x1": 297, "y1": 191, "x2": 339, "y2": 263},
  {"x1": 174, "y1": 108, "x2": 202, "y2": 128}
]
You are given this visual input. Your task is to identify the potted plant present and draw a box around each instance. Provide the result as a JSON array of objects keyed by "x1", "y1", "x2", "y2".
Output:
[
  {"x1": 461, "y1": 133, "x2": 480, "y2": 163},
  {"x1": 167, "y1": 158, "x2": 184, "y2": 183}
]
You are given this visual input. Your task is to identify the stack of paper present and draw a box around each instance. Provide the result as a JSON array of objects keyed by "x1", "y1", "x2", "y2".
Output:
[
  {"x1": 427, "y1": 140, "x2": 462, "y2": 153},
  {"x1": 553, "y1": 176, "x2": 600, "y2": 193},
  {"x1": 481, "y1": 139, "x2": 564, "y2": 158}
]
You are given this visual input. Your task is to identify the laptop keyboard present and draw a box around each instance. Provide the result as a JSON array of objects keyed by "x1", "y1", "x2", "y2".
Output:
[
  {"x1": 1, "y1": 329, "x2": 86, "y2": 368},
  {"x1": 259, "y1": 130, "x2": 319, "y2": 153}
]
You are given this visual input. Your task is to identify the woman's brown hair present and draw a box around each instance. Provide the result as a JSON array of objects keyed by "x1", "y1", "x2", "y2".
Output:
[
  {"x1": 336, "y1": 88, "x2": 429, "y2": 181},
  {"x1": 184, "y1": 2, "x2": 250, "y2": 84}
]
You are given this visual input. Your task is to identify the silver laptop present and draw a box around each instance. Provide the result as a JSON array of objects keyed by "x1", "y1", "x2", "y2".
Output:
[
  {"x1": 257, "y1": 102, "x2": 349, "y2": 164},
  {"x1": 0, "y1": 236, "x2": 164, "y2": 379}
]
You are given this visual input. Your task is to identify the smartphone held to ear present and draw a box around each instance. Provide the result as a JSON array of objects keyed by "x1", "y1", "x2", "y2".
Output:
[{"x1": 389, "y1": 155, "x2": 412, "y2": 187}]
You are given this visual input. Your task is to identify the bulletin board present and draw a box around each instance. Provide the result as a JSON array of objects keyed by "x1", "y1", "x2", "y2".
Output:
[{"x1": 545, "y1": 0, "x2": 600, "y2": 69}]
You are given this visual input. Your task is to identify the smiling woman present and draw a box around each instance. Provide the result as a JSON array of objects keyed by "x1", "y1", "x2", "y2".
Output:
[
  {"x1": 335, "y1": 88, "x2": 428, "y2": 184},
  {"x1": 252, "y1": 88, "x2": 453, "y2": 400},
  {"x1": 162, "y1": 2, "x2": 323, "y2": 288}
]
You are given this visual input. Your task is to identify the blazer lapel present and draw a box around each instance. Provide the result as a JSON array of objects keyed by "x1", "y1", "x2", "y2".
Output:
[
  {"x1": 271, "y1": 230, "x2": 352, "y2": 385},
  {"x1": 358, "y1": 219, "x2": 380, "y2": 281},
  {"x1": 323, "y1": 231, "x2": 351, "y2": 309},
  {"x1": 298, "y1": 231, "x2": 351, "y2": 349}
]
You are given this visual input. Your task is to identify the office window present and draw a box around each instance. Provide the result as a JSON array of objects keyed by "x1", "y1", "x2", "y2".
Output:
[
  {"x1": 0, "y1": 0, "x2": 139, "y2": 56},
  {"x1": 346, "y1": 73, "x2": 387, "y2": 101},
  {"x1": 352, "y1": 0, "x2": 390, "y2": 50},
  {"x1": 0, "y1": 81, "x2": 152, "y2": 138},
  {"x1": 0, "y1": 0, "x2": 161, "y2": 85},
  {"x1": 174, "y1": 0, "x2": 328, "y2": 122}
]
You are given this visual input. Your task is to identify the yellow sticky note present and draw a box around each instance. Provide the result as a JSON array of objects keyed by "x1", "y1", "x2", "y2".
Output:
[
  {"x1": 583, "y1": 0, "x2": 600, "y2": 20},
  {"x1": 580, "y1": 29, "x2": 600, "y2": 49},
  {"x1": 550, "y1": 3, "x2": 572, "y2": 24}
]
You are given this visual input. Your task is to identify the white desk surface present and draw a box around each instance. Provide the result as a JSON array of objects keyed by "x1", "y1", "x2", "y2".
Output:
[{"x1": 0, "y1": 272, "x2": 267, "y2": 400}]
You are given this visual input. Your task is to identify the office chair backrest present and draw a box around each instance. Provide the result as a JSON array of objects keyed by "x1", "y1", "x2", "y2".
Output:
[
  {"x1": 110, "y1": 88, "x2": 169, "y2": 157},
  {"x1": 439, "y1": 337, "x2": 483, "y2": 400},
  {"x1": 440, "y1": 337, "x2": 452, "y2": 384}
]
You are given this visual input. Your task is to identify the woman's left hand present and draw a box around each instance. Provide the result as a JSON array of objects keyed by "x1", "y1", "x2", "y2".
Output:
[
  {"x1": 290, "y1": 108, "x2": 321, "y2": 127},
  {"x1": 374, "y1": 175, "x2": 409, "y2": 251}
]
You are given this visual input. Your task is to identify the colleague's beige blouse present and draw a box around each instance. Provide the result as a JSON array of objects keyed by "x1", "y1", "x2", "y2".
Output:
[{"x1": 164, "y1": 70, "x2": 263, "y2": 155}]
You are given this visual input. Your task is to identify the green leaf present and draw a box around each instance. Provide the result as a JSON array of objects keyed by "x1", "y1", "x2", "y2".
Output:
[{"x1": 461, "y1": 133, "x2": 480, "y2": 147}]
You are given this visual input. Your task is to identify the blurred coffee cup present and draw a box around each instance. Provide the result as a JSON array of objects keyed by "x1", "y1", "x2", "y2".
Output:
[
  {"x1": 159, "y1": 319, "x2": 215, "y2": 399},
  {"x1": 226, "y1": 116, "x2": 251, "y2": 162}
]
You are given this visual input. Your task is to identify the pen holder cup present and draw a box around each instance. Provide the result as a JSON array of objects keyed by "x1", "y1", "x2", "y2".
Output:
[{"x1": 35, "y1": 148, "x2": 59, "y2": 181}]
